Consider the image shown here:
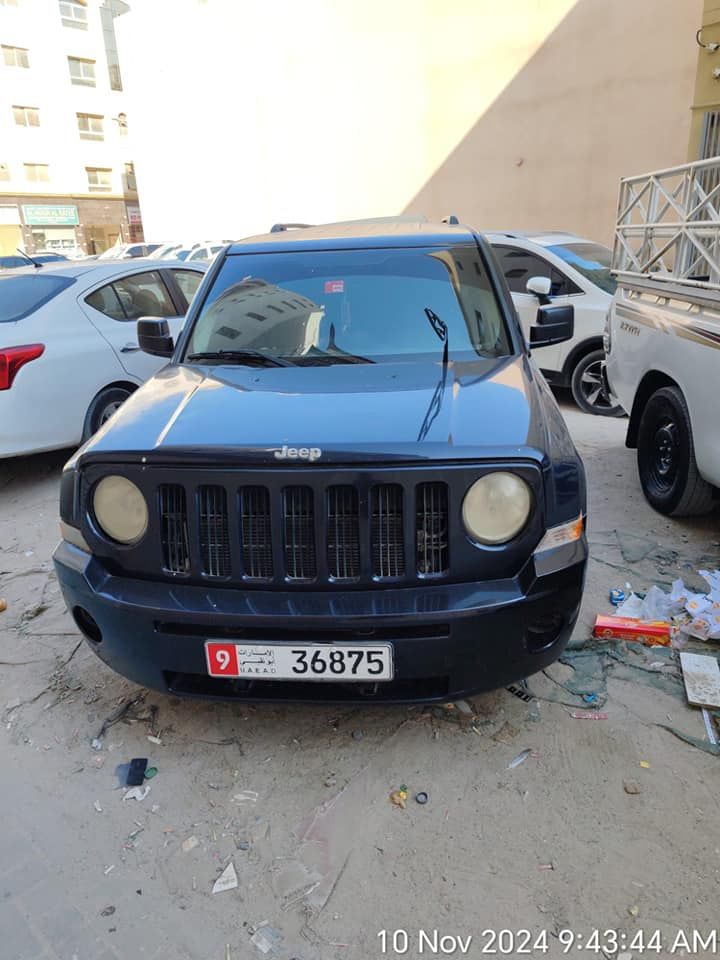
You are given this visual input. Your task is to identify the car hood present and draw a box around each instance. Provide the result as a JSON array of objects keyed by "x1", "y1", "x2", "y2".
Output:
[{"x1": 79, "y1": 355, "x2": 551, "y2": 465}]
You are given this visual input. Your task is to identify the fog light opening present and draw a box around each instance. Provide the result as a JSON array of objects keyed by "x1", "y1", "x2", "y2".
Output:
[
  {"x1": 526, "y1": 611, "x2": 564, "y2": 653},
  {"x1": 73, "y1": 606, "x2": 102, "y2": 644}
]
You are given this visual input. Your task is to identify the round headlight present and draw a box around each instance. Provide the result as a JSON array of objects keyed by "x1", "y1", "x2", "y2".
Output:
[
  {"x1": 93, "y1": 476, "x2": 148, "y2": 544},
  {"x1": 462, "y1": 472, "x2": 532, "y2": 545}
]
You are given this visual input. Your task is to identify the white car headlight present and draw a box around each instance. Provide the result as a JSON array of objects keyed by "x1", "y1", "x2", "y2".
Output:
[
  {"x1": 462, "y1": 472, "x2": 532, "y2": 545},
  {"x1": 93, "y1": 475, "x2": 148, "y2": 544}
]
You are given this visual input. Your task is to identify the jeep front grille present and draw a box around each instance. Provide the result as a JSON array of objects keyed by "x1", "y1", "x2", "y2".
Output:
[{"x1": 156, "y1": 478, "x2": 448, "y2": 585}]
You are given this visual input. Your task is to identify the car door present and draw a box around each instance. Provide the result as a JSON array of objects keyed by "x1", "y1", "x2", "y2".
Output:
[
  {"x1": 80, "y1": 267, "x2": 187, "y2": 381},
  {"x1": 492, "y1": 244, "x2": 581, "y2": 374}
]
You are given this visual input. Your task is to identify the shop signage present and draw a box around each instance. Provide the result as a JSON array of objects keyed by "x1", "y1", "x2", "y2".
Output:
[{"x1": 22, "y1": 204, "x2": 79, "y2": 226}]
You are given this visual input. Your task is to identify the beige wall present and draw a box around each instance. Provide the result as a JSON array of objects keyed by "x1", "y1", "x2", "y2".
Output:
[
  {"x1": 688, "y1": 0, "x2": 720, "y2": 158},
  {"x1": 116, "y1": 0, "x2": 701, "y2": 246}
]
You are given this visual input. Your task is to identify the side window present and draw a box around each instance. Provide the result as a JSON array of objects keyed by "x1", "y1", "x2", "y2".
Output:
[
  {"x1": 173, "y1": 269, "x2": 203, "y2": 305},
  {"x1": 493, "y1": 245, "x2": 580, "y2": 297},
  {"x1": 86, "y1": 271, "x2": 175, "y2": 321},
  {"x1": 85, "y1": 283, "x2": 126, "y2": 320}
]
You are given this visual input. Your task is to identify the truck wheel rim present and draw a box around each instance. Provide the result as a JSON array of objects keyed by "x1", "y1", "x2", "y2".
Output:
[
  {"x1": 100, "y1": 400, "x2": 123, "y2": 424},
  {"x1": 651, "y1": 420, "x2": 678, "y2": 485}
]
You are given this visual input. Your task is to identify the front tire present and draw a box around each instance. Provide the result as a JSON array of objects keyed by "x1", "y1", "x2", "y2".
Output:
[
  {"x1": 570, "y1": 349, "x2": 624, "y2": 416},
  {"x1": 637, "y1": 385, "x2": 715, "y2": 516},
  {"x1": 82, "y1": 386, "x2": 132, "y2": 441}
]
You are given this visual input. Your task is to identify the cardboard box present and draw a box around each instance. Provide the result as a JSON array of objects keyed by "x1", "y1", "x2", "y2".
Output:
[{"x1": 593, "y1": 614, "x2": 671, "y2": 646}]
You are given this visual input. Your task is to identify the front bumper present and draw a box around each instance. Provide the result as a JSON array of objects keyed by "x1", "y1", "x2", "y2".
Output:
[{"x1": 54, "y1": 538, "x2": 587, "y2": 704}]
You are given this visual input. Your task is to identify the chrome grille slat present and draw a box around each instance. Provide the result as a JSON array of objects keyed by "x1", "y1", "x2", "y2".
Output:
[
  {"x1": 283, "y1": 486, "x2": 316, "y2": 580},
  {"x1": 199, "y1": 485, "x2": 231, "y2": 577},
  {"x1": 240, "y1": 486, "x2": 273, "y2": 579},
  {"x1": 416, "y1": 481, "x2": 449, "y2": 575},
  {"x1": 327, "y1": 485, "x2": 360, "y2": 580},
  {"x1": 159, "y1": 484, "x2": 190, "y2": 575},
  {"x1": 371, "y1": 484, "x2": 405, "y2": 578}
]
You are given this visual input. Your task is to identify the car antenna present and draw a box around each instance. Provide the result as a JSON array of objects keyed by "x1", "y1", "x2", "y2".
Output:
[{"x1": 16, "y1": 248, "x2": 43, "y2": 269}]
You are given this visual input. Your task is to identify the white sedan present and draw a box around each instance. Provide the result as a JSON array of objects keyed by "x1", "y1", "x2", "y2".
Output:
[
  {"x1": 0, "y1": 259, "x2": 207, "y2": 458},
  {"x1": 488, "y1": 232, "x2": 621, "y2": 415}
]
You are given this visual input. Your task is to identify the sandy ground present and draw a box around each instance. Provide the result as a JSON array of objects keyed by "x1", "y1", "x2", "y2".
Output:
[{"x1": 1, "y1": 397, "x2": 719, "y2": 960}]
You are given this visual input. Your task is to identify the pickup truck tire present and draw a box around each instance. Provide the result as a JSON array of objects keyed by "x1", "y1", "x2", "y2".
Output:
[
  {"x1": 82, "y1": 386, "x2": 133, "y2": 441},
  {"x1": 570, "y1": 349, "x2": 624, "y2": 417},
  {"x1": 637, "y1": 385, "x2": 715, "y2": 516}
]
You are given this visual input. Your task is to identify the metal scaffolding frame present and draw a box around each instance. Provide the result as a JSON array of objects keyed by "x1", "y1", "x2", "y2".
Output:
[{"x1": 613, "y1": 155, "x2": 720, "y2": 290}]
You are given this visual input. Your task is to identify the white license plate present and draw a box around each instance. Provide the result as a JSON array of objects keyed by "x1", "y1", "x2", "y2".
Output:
[{"x1": 205, "y1": 641, "x2": 393, "y2": 681}]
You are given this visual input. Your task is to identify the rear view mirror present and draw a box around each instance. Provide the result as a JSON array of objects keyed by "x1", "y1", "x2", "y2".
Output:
[
  {"x1": 530, "y1": 304, "x2": 574, "y2": 349},
  {"x1": 526, "y1": 275, "x2": 552, "y2": 298},
  {"x1": 137, "y1": 316, "x2": 175, "y2": 357}
]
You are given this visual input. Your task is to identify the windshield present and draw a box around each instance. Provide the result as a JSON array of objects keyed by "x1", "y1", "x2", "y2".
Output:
[
  {"x1": 185, "y1": 245, "x2": 511, "y2": 364},
  {"x1": 0, "y1": 274, "x2": 76, "y2": 322},
  {"x1": 546, "y1": 242, "x2": 616, "y2": 294}
]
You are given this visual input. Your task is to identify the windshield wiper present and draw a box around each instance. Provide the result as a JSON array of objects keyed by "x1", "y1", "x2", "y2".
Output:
[
  {"x1": 186, "y1": 349, "x2": 293, "y2": 367},
  {"x1": 425, "y1": 308, "x2": 449, "y2": 369}
]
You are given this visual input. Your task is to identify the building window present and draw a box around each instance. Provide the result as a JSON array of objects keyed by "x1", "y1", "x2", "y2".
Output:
[
  {"x1": 86, "y1": 166, "x2": 112, "y2": 192},
  {"x1": 117, "y1": 112, "x2": 128, "y2": 136},
  {"x1": 77, "y1": 113, "x2": 104, "y2": 140},
  {"x1": 24, "y1": 163, "x2": 49, "y2": 182},
  {"x1": 68, "y1": 56, "x2": 95, "y2": 86},
  {"x1": 59, "y1": 0, "x2": 88, "y2": 28},
  {"x1": 2, "y1": 45, "x2": 30, "y2": 68},
  {"x1": 0, "y1": 163, "x2": 10, "y2": 181},
  {"x1": 12, "y1": 105, "x2": 40, "y2": 127}
]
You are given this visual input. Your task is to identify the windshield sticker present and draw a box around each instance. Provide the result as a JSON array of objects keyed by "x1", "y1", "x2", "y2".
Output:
[{"x1": 324, "y1": 279, "x2": 345, "y2": 294}]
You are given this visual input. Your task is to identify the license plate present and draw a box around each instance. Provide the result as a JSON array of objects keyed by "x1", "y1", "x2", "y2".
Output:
[{"x1": 205, "y1": 641, "x2": 393, "y2": 681}]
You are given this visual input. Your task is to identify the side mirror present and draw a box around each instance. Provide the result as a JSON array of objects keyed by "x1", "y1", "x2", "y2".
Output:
[
  {"x1": 137, "y1": 316, "x2": 175, "y2": 357},
  {"x1": 529, "y1": 304, "x2": 574, "y2": 349},
  {"x1": 526, "y1": 275, "x2": 551, "y2": 297}
]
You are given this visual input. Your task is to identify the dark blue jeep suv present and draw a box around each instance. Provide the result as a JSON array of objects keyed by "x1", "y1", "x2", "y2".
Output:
[{"x1": 54, "y1": 218, "x2": 587, "y2": 703}]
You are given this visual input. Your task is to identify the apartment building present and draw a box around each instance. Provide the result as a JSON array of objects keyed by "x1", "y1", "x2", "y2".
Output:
[{"x1": 0, "y1": 0, "x2": 143, "y2": 256}]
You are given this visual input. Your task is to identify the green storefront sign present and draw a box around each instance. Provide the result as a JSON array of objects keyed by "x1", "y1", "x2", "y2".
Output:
[{"x1": 22, "y1": 204, "x2": 79, "y2": 227}]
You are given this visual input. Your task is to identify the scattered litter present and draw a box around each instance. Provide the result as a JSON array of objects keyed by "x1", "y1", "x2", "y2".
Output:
[
  {"x1": 570, "y1": 711, "x2": 609, "y2": 720},
  {"x1": 100, "y1": 906, "x2": 115, "y2": 917},
  {"x1": 91, "y1": 738, "x2": 103, "y2": 751},
  {"x1": 537, "y1": 863, "x2": 554, "y2": 871},
  {"x1": 623, "y1": 780, "x2": 642, "y2": 795},
  {"x1": 389, "y1": 785, "x2": 408, "y2": 808},
  {"x1": 454, "y1": 700, "x2": 475, "y2": 725},
  {"x1": 506, "y1": 683, "x2": 533, "y2": 703},
  {"x1": 232, "y1": 790, "x2": 258, "y2": 805},
  {"x1": 679, "y1": 651, "x2": 720, "y2": 708},
  {"x1": 415, "y1": 791, "x2": 429, "y2": 805},
  {"x1": 351, "y1": 730, "x2": 364, "y2": 741},
  {"x1": 582, "y1": 693, "x2": 599, "y2": 705},
  {"x1": 236, "y1": 840, "x2": 250, "y2": 851},
  {"x1": 122, "y1": 785, "x2": 150, "y2": 802},
  {"x1": 507, "y1": 748, "x2": 532, "y2": 769},
  {"x1": 147, "y1": 735, "x2": 162, "y2": 745},
  {"x1": 0, "y1": 599, "x2": 6, "y2": 613},
  {"x1": 492, "y1": 721, "x2": 520, "y2": 743},
  {"x1": 249, "y1": 921, "x2": 284, "y2": 955},
  {"x1": 93, "y1": 800, "x2": 103, "y2": 813},
  {"x1": 324, "y1": 775, "x2": 337, "y2": 788},
  {"x1": 609, "y1": 588, "x2": 625, "y2": 606},
  {"x1": 594, "y1": 614, "x2": 670, "y2": 646},
  {"x1": 103, "y1": 864, "x2": 115, "y2": 875},
  {"x1": 182, "y1": 836, "x2": 199, "y2": 853},
  {"x1": 702, "y1": 708, "x2": 718, "y2": 745},
  {"x1": 628, "y1": 905, "x2": 639, "y2": 918},
  {"x1": 212, "y1": 861, "x2": 238, "y2": 893},
  {"x1": 144, "y1": 766, "x2": 158, "y2": 780},
  {"x1": 126, "y1": 758, "x2": 148, "y2": 786},
  {"x1": 639, "y1": 761, "x2": 650, "y2": 769}
]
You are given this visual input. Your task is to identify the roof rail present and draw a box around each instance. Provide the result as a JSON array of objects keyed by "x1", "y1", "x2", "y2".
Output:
[
  {"x1": 441, "y1": 215, "x2": 459, "y2": 225},
  {"x1": 270, "y1": 223, "x2": 314, "y2": 233}
]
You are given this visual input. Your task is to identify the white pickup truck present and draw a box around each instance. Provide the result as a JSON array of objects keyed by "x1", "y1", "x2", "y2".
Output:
[{"x1": 605, "y1": 157, "x2": 720, "y2": 517}]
